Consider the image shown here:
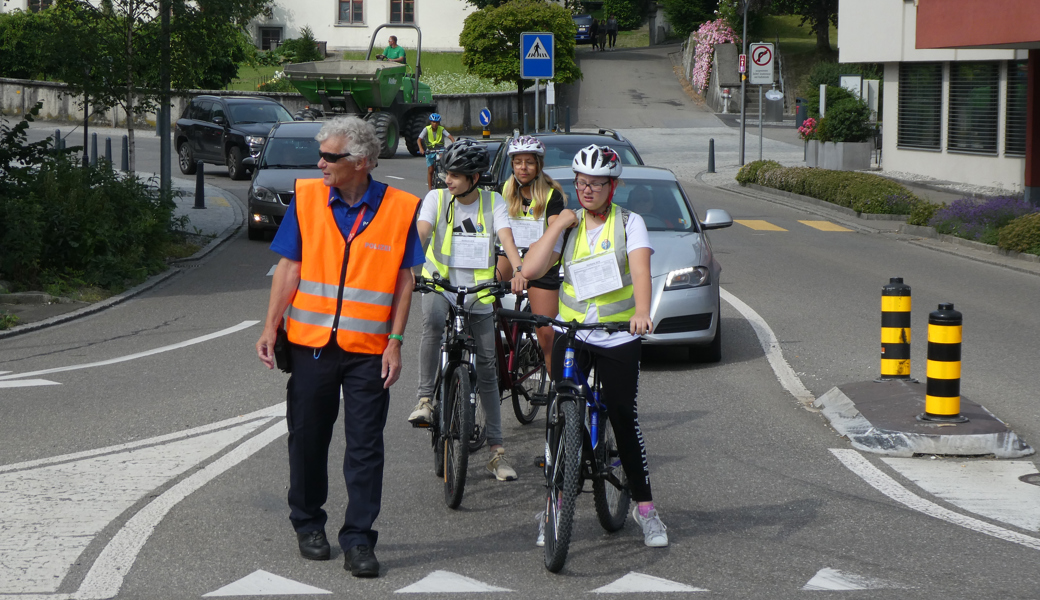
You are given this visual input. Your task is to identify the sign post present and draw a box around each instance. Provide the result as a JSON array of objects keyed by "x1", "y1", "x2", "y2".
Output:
[
  {"x1": 749, "y1": 42, "x2": 775, "y2": 162},
  {"x1": 521, "y1": 32, "x2": 554, "y2": 135}
]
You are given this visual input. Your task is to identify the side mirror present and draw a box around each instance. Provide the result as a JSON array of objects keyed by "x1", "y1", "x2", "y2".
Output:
[
  {"x1": 212, "y1": 115, "x2": 227, "y2": 126},
  {"x1": 242, "y1": 156, "x2": 256, "y2": 168},
  {"x1": 479, "y1": 172, "x2": 495, "y2": 187},
  {"x1": 700, "y1": 208, "x2": 733, "y2": 230}
]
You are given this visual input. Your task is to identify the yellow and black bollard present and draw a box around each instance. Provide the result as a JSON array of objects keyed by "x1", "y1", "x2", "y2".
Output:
[
  {"x1": 920, "y1": 303, "x2": 968, "y2": 422},
  {"x1": 879, "y1": 277, "x2": 913, "y2": 381}
]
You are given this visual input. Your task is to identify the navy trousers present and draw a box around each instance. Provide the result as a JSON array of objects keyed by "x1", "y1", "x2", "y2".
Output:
[{"x1": 286, "y1": 342, "x2": 389, "y2": 551}]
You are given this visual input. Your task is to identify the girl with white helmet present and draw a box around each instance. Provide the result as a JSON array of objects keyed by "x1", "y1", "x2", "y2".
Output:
[
  {"x1": 520, "y1": 144, "x2": 668, "y2": 548},
  {"x1": 497, "y1": 135, "x2": 567, "y2": 380}
]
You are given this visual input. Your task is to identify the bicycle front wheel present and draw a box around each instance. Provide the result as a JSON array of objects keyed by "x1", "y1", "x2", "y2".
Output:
[
  {"x1": 469, "y1": 388, "x2": 488, "y2": 452},
  {"x1": 592, "y1": 413, "x2": 631, "y2": 532},
  {"x1": 444, "y1": 367, "x2": 474, "y2": 509},
  {"x1": 543, "y1": 396, "x2": 582, "y2": 573},
  {"x1": 512, "y1": 329, "x2": 545, "y2": 424}
]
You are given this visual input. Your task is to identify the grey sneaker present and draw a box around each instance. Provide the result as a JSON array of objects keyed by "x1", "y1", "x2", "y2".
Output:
[
  {"x1": 408, "y1": 397, "x2": 434, "y2": 426},
  {"x1": 535, "y1": 511, "x2": 545, "y2": 547},
  {"x1": 486, "y1": 448, "x2": 518, "y2": 481},
  {"x1": 631, "y1": 507, "x2": 669, "y2": 547}
]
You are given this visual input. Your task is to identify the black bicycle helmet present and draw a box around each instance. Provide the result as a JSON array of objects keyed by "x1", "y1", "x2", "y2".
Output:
[{"x1": 440, "y1": 139, "x2": 490, "y2": 175}]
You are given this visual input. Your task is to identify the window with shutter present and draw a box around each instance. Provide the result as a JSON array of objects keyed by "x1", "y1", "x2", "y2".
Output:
[
  {"x1": 947, "y1": 62, "x2": 999, "y2": 155},
  {"x1": 1006, "y1": 61, "x2": 1027, "y2": 158},
  {"x1": 897, "y1": 63, "x2": 943, "y2": 151}
]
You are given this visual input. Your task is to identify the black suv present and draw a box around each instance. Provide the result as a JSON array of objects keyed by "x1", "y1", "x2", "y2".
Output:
[{"x1": 175, "y1": 96, "x2": 293, "y2": 180}]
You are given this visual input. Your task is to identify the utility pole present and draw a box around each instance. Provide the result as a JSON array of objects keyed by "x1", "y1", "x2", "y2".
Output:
[
  {"x1": 738, "y1": 0, "x2": 750, "y2": 166},
  {"x1": 159, "y1": 0, "x2": 171, "y2": 192}
]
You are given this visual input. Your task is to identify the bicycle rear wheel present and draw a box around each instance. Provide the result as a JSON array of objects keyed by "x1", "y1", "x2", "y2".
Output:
[
  {"x1": 444, "y1": 367, "x2": 473, "y2": 509},
  {"x1": 592, "y1": 413, "x2": 631, "y2": 532},
  {"x1": 543, "y1": 396, "x2": 582, "y2": 573},
  {"x1": 512, "y1": 329, "x2": 545, "y2": 424}
]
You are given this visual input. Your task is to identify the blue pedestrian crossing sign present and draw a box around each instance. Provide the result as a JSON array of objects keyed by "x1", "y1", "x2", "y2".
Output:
[
  {"x1": 520, "y1": 32, "x2": 554, "y2": 80},
  {"x1": 479, "y1": 108, "x2": 491, "y2": 127}
]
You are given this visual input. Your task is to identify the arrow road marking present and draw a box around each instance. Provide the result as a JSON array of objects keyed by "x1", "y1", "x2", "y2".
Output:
[
  {"x1": 204, "y1": 570, "x2": 331, "y2": 596},
  {"x1": 802, "y1": 567, "x2": 909, "y2": 591},
  {"x1": 395, "y1": 570, "x2": 512, "y2": 593},
  {"x1": 0, "y1": 320, "x2": 259, "y2": 382},
  {"x1": 0, "y1": 379, "x2": 60, "y2": 388},
  {"x1": 591, "y1": 572, "x2": 707, "y2": 593}
]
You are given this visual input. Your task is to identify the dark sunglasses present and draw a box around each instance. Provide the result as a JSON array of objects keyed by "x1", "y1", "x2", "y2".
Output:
[{"x1": 319, "y1": 151, "x2": 352, "y2": 163}]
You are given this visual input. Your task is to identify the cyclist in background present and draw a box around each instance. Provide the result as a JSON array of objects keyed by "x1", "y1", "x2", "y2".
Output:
[
  {"x1": 520, "y1": 144, "x2": 668, "y2": 547},
  {"x1": 496, "y1": 135, "x2": 567, "y2": 380},
  {"x1": 417, "y1": 113, "x2": 455, "y2": 191},
  {"x1": 408, "y1": 139, "x2": 526, "y2": 481}
]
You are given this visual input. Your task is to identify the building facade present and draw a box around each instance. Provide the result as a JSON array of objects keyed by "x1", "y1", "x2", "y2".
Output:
[{"x1": 838, "y1": 0, "x2": 1039, "y2": 198}]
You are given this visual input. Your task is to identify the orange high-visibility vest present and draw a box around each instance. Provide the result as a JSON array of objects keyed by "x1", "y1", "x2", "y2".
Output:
[{"x1": 286, "y1": 178, "x2": 419, "y2": 354}]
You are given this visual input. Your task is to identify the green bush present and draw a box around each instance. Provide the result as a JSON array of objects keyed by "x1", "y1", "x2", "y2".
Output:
[
  {"x1": 805, "y1": 84, "x2": 853, "y2": 120},
  {"x1": 735, "y1": 160, "x2": 782, "y2": 184},
  {"x1": 277, "y1": 26, "x2": 325, "y2": 64},
  {"x1": 907, "y1": 200, "x2": 942, "y2": 226},
  {"x1": 816, "y1": 97, "x2": 873, "y2": 143},
  {"x1": 603, "y1": 0, "x2": 644, "y2": 30},
  {"x1": 997, "y1": 212, "x2": 1040, "y2": 254}
]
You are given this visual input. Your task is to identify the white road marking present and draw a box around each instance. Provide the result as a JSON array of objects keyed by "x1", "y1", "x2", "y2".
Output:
[
  {"x1": 802, "y1": 567, "x2": 908, "y2": 590},
  {"x1": 394, "y1": 570, "x2": 512, "y2": 593},
  {"x1": 0, "y1": 419, "x2": 276, "y2": 594},
  {"x1": 385, "y1": 175, "x2": 405, "y2": 180},
  {"x1": 267, "y1": 265, "x2": 277, "y2": 276},
  {"x1": 0, "y1": 379, "x2": 60, "y2": 388},
  {"x1": 882, "y1": 458, "x2": 1040, "y2": 531},
  {"x1": 0, "y1": 321, "x2": 259, "y2": 382},
  {"x1": 831, "y1": 449, "x2": 1040, "y2": 551},
  {"x1": 203, "y1": 570, "x2": 331, "y2": 596},
  {"x1": 720, "y1": 288, "x2": 814, "y2": 406},
  {"x1": 0, "y1": 371, "x2": 11, "y2": 375},
  {"x1": 590, "y1": 572, "x2": 707, "y2": 593}
]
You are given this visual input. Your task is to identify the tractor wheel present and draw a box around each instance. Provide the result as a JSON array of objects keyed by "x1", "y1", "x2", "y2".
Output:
[
  {"x1": 370, "y1": 112, "x2": 400, "y2": 159},
  {"x1": 404, "y1": 111, "x2": 432, "y2": 157}
]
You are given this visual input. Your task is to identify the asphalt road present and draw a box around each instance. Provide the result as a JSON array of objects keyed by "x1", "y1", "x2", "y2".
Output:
[{"x1": 5, "y1": 44, "x2": 1040, "y2": 599}]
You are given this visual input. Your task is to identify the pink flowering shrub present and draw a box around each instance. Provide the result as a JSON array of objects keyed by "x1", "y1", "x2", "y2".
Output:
[
  {"x1": 798, "y1": 117, "x2": 818, "y2": 141},
  {"x1": 691, "y1": 17, "x2": 739, "y2": 93}
]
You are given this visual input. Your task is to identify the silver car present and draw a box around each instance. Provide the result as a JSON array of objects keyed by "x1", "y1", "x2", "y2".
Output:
[
  {"x1": 245, "y1": 121, "x2": 324, "y2": 241},
  {"x1": 543, "y1": 166, "x2": 732, "y2": 361}
]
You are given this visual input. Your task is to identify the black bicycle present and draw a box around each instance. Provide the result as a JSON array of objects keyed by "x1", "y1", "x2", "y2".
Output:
[
  {"x1": 414, "y1": 275, "x2": 508, "y2": 509},
  {"x1": 499, "y1": 309, "x2": 633, "y2": 572}
]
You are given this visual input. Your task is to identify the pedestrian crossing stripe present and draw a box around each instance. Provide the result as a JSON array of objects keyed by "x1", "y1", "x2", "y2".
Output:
[
  {"x1": 525, "y1": 38, "x2": 550, "y2": 59},
  {"x1": 800, "y1": 220, "x2": 852, "y2": 232},
  {"x1": 591, "y1": 572, "x2": 708, "y2": 593},
  {"x1": 802, "y1": 568, "x2": 909, "y2": 591},
  {"x1": 394, "y1": 570, "x2": 513, "y2": 593},
  {"x1": 267, "y1": 265, "x2": 277, "y2": 276},
  {"x1": 203, "y1": 570, "x2": 331, "y2": 596},
  {"x1": 735, "y1": 219, "x2": 787, "y2": 231}
]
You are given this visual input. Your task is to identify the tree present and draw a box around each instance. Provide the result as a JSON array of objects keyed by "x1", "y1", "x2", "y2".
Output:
[
  {"x1": 603, "y1": 0, "x2": 643, "y2": 30},
  {"x1": 662, "y1": 0, "x2": 717, "y2": 39},
  {"x1": 459, "y1": 0, "x2": 581, "y2": 128},
  {"x1": 771, "y1": 0, "x2": 838, "y2": 53}
]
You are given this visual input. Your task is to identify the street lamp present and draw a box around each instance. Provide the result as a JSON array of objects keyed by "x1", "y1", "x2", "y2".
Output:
[{"x1": 738, "y1": 0, "x2": 750, "y2": 166}]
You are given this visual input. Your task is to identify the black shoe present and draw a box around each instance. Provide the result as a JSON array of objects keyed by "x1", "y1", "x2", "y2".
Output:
[
  {"x1": 345, "y1": 545, "x2": 380, "y2": 578},
  {"x1": 296, "y1": 530, "x2": 331, "y2": 561}
]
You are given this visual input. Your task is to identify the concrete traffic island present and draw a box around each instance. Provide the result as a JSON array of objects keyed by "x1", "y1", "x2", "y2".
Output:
[{"x1": 816, "y1": 379, "x2": 1034, "y2": 458}]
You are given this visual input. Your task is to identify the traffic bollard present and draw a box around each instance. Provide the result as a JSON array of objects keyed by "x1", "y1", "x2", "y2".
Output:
[
  {"x1": 53, "y1": 129, "x2": 61, "y2": 152},
  {"x1": 920, "y1": 303, "x2": 967, "y2": 422},
  {"x1": 90, "y1": 132, "x2": 98, "y2": 166},
  {"x1": 565, "y1": 106, "x2": 571, "y2": 133},
  {"x1": 194, "y1": 161, "x2": 206, "y2": 209},
  {"x1": 879, "y1": 277, "x2": 913, "y2": 381},
  {"x1": 483, "y1": 128, "x2": 490, "y2": 139},
  {"x1": 121, "y1": 135, "x2": 129, "y2": 172},
  {"x1": 708, "y1": 138, "x2": 716, "y2": 173},
  {"x1": 104, "y1": 137, "x2": 112, "y2": 167},
  {"x1": 523, "y1": 113, "x2": 528, "y2": 135}
]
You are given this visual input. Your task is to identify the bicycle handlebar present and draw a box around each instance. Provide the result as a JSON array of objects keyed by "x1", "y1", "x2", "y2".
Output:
[
  {"x1": 414, "y1": 275, "x2": 510, "y2": 297},
  {"x1": 498, "y1": 308, "x2": 629, "y2": 334}
]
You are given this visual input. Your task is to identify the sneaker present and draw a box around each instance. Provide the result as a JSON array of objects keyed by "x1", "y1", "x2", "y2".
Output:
[
  {"x1": 408, "y1": 397, "x2": 434, "y2": 426},
  {"x1": 486, "y1": 448, "x2": 518, "y2": 481},
  {"x1": 632, "y1": 507, "x2": 669, "y2": 547},
  {"x1": 535, "y1": 511, "x2": 545, "y2": 547}
]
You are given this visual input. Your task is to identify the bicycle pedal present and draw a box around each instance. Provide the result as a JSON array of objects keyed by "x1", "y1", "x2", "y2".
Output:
[
  {"x1": 529, "y1": 393, "x2": 549, "y2": 406},
  {"x1": 533, "y1": 456, "x2": 546, "y2": 468},
  {"x1": 411, "y1": 421, "x2": 432, "y2": 429}
]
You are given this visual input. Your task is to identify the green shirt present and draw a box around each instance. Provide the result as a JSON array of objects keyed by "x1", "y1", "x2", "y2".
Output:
[{"x1": 384, "y1": 45, "x2": 406, "y2": 63}]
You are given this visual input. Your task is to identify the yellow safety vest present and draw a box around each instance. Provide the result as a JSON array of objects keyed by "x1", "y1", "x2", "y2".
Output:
[
  {"x1": 422, "y1": 189, "x2": 498, "y2": 304},
  {"x1": 425, "y1": 125, "x2": 444, "y2": 148},
  {"x1": 559, "y1": 205, "x2": 635, "y2": 322}
]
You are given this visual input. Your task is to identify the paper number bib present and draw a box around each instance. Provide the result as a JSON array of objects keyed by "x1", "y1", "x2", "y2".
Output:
[
  {"x1": 508, "y1": 217, "x2": 543, "y2": 249},
  {"x1": 450, "y1": 233, "x2": 491, "y2": 269},
  {"x1": 570, "y1": 251, "x2": 623, "y2": 301}
]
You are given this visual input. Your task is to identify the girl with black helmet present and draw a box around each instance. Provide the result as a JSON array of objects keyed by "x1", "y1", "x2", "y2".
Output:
[
  {"x1": 496, "y1": 135, "x2": 567, "y2": 381},
  {"x1": 520, "y1": 144, "x2": 668, "y2": 548},
  {"x1": 409, "y1": 139, "x2": 526, "y2": 482}
]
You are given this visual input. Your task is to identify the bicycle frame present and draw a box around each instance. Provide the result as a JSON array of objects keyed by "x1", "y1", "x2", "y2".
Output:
[{"x1": 557, "y1": 344, "x2": 623, "y2": 489}]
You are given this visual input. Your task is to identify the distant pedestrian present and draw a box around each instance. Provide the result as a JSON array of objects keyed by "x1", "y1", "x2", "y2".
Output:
[
  {"x1": 607, "y1": 14, "x2": 618, "y2": 50},
  {"x1": 590, "y1": 18, "x2": 600, "y2": 50},
  {"x1": 597, "y1": 19, "x2": 607, "y2": 51}
]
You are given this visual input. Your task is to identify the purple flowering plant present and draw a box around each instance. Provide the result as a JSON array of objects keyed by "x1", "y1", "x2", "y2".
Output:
[{"x1": 929, "y1": 196, "x2": 1038, "y2": 244}]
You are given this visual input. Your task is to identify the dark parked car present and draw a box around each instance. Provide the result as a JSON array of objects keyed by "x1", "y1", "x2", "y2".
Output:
[
  {"x1": 245, "y1": 121, "x2": 324, "y2": 240},
  {"x1": 573, "y1": 14, "x2": 594, "y2": 44},
  {"x1": 175, "y1": 95, "x2": 293, "y2": 180},
  {"x1": 482, "y1": 129, "x2": 644, "y2": 191}
]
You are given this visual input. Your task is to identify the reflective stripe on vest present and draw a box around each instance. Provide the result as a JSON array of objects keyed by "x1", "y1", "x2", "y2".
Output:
[
  {"x1": 286, "y1": 178, "x2": 420, "y2": 354},
  {"x1": 559, "y1": 205, "x2": 635, "y2": 323},
  {"x1": 425, "y1": 125, "x2": 444, "y2": 148},
  {"x1": 422, "y1": 189, "x2": 498, "y2": 304}
]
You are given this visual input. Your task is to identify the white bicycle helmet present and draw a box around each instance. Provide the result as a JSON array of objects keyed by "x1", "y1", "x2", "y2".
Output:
[
  {"x1": 572, "y1": 144, "x2": 622, "y2": 178},
  {"x1": 507, "y1": 135, "x2": 545, "y2": 156}
]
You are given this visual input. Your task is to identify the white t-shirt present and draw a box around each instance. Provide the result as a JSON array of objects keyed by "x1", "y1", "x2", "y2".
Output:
[
  {"x1": 419, "y1": 190, "x2": 511, "y2": 312},
  {"x1": 552, "y1": 210, "x2": 653, "y2": 347}
]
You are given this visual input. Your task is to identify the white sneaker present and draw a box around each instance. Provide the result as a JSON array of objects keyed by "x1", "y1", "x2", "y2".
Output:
[
  {"x1": 486, "y1": 448, "x2": 518, "y2": 481},
  {"x1": 408, "y1": 398, "x2": 434, "y2": 426},
  {"x1": 535, "y1": 511, "x2": 545, "y2": 547},
  {"x1": 632, "y1": 507, "x2": 669, "y2": 547}
]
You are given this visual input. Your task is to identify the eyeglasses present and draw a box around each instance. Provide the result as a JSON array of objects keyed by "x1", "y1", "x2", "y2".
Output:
[
  {"x1": 574, "y1": 179, "x2": 609, "y2": 192},
  {"x1": 319, "y1": 151, "x2": 352, "y2": 163}
]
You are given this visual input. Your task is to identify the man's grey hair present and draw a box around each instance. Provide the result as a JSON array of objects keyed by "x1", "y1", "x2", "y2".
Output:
[{"x1": 315, "y1": 116, "x2": 381, "y2": 170}]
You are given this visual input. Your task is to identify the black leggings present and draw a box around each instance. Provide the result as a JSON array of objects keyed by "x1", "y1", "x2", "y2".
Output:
[{"x1": 550, "y1": 332, "x2": 652, "y2": 502}]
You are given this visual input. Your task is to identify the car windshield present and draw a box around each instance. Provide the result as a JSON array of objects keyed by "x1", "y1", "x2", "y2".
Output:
[
  {"x1": 229, "y1": 103, "x2": 293, "y2": 124},
  {"x1": 613, "y1": 179, "x2": 697, "y2": 232},
  {"x1": 542, "y1": 142, "x2": 639, "y2": 169},
  {"x1": 260, "y1": 137, "x2": 321, "y2": 168}
]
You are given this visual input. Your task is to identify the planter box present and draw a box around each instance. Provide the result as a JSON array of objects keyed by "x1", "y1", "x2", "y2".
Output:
[
  {"x1": 818, "y1": 141, "x2": 871, "y2": 171},
  {"x1": 804, "y1": 140, "x2": 818, "y2": 168}
]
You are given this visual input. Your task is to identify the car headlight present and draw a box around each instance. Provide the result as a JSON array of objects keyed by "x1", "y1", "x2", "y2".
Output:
[
  {"x1": 246, "y1": 136, "x2": 265, "y2": 146},
  {"x1": 664, "y1": 266, "x2": 710, "y2": 290},
  {"x1": 251, "y1": 185, "x2": 277, "y2": 203}
]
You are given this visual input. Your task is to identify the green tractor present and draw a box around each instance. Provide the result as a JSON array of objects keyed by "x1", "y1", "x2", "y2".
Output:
[{"x1": 283, "y1": 24, "x2": 435, "y2": 158}]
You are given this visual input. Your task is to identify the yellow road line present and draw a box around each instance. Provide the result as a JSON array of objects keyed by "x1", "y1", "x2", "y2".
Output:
[
  {"x1": 735, "y1": 219, "x2": 787, "y2": 231},
  {"x1": 799, "y1": 220, "x2": 852, "y2": 232}
]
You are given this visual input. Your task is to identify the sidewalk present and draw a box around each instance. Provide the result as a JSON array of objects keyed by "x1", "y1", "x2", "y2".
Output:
[{"x1": 0, "y1": 174, "x2": 242, "y2": 336}]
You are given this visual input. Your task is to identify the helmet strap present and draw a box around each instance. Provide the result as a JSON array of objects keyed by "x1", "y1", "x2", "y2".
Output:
[{"x1": 587, "y1": 180, "x2": 617, "y2": 221}]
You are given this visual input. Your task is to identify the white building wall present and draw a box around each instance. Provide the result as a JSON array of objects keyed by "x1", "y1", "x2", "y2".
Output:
[{"x1": 252, "y1": 0, "x2": 477, "y2": 54}]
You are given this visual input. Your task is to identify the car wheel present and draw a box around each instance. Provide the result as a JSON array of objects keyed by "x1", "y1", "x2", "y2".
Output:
[
  {"x1": 227, "y1": 146, "x2": 248, "y2": 180},
  {"x1": 691, "y1": 315, "x2": 722, "y2": 363},
  {"x1": 178, "y1": 142, "x2": 197, "y2": 175},
  {"x1": 403, "y1": 111, "x2": 431, "y2": 157},
  {"x1": 370, "y1": 112, "x2": 400, "y2": 159}
]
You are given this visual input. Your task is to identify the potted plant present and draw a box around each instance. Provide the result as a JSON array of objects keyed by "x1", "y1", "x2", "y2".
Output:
[
  {"x1": 799, "y1": 117, "x2": 819, "y2": 167},
  {"x1": 815, "y1": 97, "x2": 873, "y2": 171}
]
